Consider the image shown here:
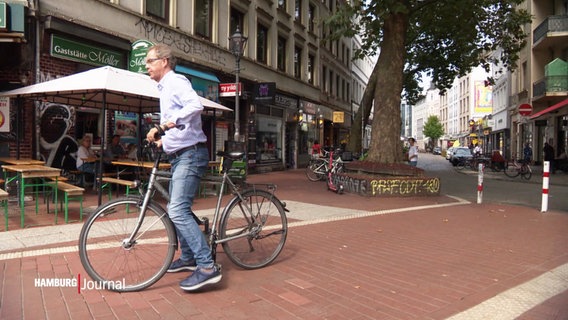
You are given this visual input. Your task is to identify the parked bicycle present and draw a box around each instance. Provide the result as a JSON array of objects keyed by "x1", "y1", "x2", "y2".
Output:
[
  {"x1": 78, "y1": 144, "x2": 288, "y2": 292},
  {"x1": 455, "y1": 156, "x2": 489, "y2": 171},
  {"x1": 326, "y1": 148, "x2": 344, "y2": 194},
  {"x1": 504, "y1": 158, "x2": 532, "y2": 180},
  {"x1": 305, "y1": 149, "x2": 344, "y2": 181}
]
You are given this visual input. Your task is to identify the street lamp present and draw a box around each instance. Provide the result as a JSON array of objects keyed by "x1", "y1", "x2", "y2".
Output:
[{"x1": 229, "y1": 26, "x2": 248, "y2": 141}]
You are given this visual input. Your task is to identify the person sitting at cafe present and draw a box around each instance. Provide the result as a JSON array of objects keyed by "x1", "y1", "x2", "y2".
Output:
[
  {"x1": 76, "y1": 135, "x2": 97, "y2": 184},
  {"x1": 104, "y1": 134, "x2": 126, "y2": 161},
  {"x1": 126, "y1": 143, "x2": 138, "y2": 160},
  {"x1": 103, "y1": 134, "x2": 126, "y2": 170}
]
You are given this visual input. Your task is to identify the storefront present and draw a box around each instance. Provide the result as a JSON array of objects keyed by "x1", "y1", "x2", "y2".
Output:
[{"x1": 37, "y1": 17, "x2": 132, "y2": 170}]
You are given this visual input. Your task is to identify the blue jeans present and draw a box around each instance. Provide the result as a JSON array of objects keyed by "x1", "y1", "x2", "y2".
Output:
[
  {"x1": 78, "y1": 162, "x2": 96, "y2": 174},
  {"x1": 168, "y1": 145, "x2": 212, "y2": 267},
  {"x1": 409, "y1": 161, "x2": 417, "y2": 167}
]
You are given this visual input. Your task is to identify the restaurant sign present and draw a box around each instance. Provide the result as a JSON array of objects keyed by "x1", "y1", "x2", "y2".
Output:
[
  {"x1": 129, "y1": 39, "x2": 154, "y2": 73},
  {"x1": 0, "y1": 2, "x2": 6, "y2": 30},
  {"x1": 50, "y1": 34, "x2": 125, "y2": 68}
]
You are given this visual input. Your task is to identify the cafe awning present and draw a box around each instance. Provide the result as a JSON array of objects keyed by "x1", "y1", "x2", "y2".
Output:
[
  {"x1": 0, "y1": 65, "x2": 231, "y2": 205},
  {"x1": 529, "y1": 99, "x2": 568, "y2": 119}
]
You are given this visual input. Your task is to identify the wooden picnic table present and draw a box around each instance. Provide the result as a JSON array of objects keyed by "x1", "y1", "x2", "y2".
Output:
[
  {"x1": 1, "y1": 164, "x2": 61, "y2": 228},
  {"x1": 0, "y1": 157, "x2": 45, "y2": 165}
]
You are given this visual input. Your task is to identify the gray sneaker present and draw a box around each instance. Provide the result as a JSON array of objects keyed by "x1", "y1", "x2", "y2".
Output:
[
  {"x1": 167, "y1": 258, "x2": 197, "y2": 273},
  {"x1": 179, "y1": 266, "x2": 222, "y2": 291}
]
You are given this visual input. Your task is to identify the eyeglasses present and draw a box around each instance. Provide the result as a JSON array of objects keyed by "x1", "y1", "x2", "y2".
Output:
[{"x1": 145, "y1": 57, "x2": 164, "y2": 64}]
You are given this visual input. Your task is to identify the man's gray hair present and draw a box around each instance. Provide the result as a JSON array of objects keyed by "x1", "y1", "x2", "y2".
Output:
[{"x1": 149, "y1": 43, "x2": 177, "y2": 69}]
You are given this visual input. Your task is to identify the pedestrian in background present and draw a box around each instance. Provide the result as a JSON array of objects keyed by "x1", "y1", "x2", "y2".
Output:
[
  {"x1": 543, "y1": 142, "x2": 555, "y2": 173},
  {"x1": 408, "y1": 137, "x2": 418, "y2": 167},
  {"x1": 145, "y1": 43, "x2": 220, "y2": 292},
  {"x1": 523, "y1": 142, "x2": 532, "y2": 163}
]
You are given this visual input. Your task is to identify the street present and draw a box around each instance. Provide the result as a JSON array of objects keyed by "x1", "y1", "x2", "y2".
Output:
[{"x1": 417, "y1": 152, "x2": 568, "y2": 212}]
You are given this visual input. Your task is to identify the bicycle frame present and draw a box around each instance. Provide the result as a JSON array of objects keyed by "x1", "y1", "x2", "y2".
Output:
[
  {"x1": 126, "y1": 147, "x2": 286, "y2": 261},
  {"x1": 326, "y1": 149, "x2": 344, "y2": 194}
]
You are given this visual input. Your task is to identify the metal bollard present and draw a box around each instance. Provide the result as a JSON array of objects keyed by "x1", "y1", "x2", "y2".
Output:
[
  {"x1": 477, "y1": 163, "x2": 484, "y2": 204},
  {"x1": 541, "y1": 161, "x2": 549, "y2": 213}
]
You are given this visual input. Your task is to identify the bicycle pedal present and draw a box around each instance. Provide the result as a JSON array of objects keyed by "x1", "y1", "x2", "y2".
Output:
[{"x1": 214, "y1": 263, "x2": 222, "y2": 272}]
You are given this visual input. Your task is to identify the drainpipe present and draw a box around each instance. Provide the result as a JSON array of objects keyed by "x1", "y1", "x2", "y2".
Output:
[{"x1": 29, "y1": 0, "x2": 41, "y2": 159}]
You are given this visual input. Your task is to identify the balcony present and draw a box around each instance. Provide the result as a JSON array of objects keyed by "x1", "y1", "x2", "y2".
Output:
[
  {"x1": 533, "y1": 15, "x2": 568, "y2": 50},
  {"x1": 532, "y1": 75, "x2": 568, "y2": 104}
]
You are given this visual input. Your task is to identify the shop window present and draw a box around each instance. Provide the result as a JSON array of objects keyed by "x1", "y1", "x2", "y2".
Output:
[{"x1": 256, "y1": 115, "x2": 282, "y2": 163}]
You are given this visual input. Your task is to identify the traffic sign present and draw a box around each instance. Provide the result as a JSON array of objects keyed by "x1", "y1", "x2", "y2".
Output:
[{"x1": 519, "y1": 104, "x2": 532, "y2": 116}]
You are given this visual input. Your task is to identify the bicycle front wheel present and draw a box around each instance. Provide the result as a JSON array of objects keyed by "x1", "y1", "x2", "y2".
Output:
[
  {"x1": 219, "y1": 189, "x2": 287, "y2": 269},
  {"x1": 78, "y1": 198, "x2": 177, "y2": 292},
  {"x1": 306, "y1": 160, "x2": 325, "y2": 181},
  {"x1": 504, "y1": 163, "x2": 520, "y2": 177}
]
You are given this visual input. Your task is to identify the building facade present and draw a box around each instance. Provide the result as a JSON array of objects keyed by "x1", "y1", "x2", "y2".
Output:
[
  {"x1": 510, "y1": 0, "x2": 568, "y2": 163},
  {"x1": 0, "y1": 0, "x2": 367, "y2": 173}
]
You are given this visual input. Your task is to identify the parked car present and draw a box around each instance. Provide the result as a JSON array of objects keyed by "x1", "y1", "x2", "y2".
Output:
[
  {"x1": 433, "y1": 147, "x2": 441, "y2": 155},
  {"x1": 450, "y1": 147, "x2": 474, "y2": 166},
  {"x1": 446, "y1": 147, "x2": 455, "y2": 160}
]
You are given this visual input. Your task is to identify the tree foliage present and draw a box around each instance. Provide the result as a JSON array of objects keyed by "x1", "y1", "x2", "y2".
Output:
[
  {"x1": 423, "y1": 115, "x2": 444, "y2": 146},
  {"x1": 325, "y1": 0, "x2": 531, "y2": 164}
]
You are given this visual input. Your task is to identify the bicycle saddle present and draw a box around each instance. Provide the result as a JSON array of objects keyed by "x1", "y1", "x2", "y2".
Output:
[{"x1": 216, "y1": 151, "x2": 245, "y2": 160}]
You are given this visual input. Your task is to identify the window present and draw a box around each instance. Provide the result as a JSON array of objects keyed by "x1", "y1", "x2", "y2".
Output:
[
  {"x1": 295, "y1": 0, "x2": 301, "y2": 21},
  {"x1": 257, "y1": 24, "x2": 268, "y2": 64},
  {"x1": 307, "y1": 54, "x2": 314, "y2": 84},
  {"x1": 277, "y1": 36, "x2": 287, "y2": 72},
  {"x1": 195, "y1": 0, "x2": 212, "y2": 39},
  {"x1": 294, "y1": 46, "x2": 302, "y2": 79},
  {"x1": 146, "y1": 0, "x2": 168, "y2": 20},
  {"x1": 322, "y1": 66, "x2": 327, "y2": 93},
  {"x1": 308, "y1": 4, "x2": 315, "y2": 33},
  {"x1": 230, "y1": 8, "x2": 245, "y2": 37}
]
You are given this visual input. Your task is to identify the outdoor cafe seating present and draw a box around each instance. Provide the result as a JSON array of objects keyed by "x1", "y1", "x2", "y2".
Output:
[{"x1": 0, "y1": 158, "x2": 85, "y2": 230}]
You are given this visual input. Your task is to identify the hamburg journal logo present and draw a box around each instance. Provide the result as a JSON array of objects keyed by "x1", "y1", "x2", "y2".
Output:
[{"x1": 34, "y1": 274, "x2": 125, "y2": 293}]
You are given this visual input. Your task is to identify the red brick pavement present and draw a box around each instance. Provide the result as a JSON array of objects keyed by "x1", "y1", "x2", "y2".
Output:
[{"x1": 0, "y1": 169, "x2": 567, "y2": 319}]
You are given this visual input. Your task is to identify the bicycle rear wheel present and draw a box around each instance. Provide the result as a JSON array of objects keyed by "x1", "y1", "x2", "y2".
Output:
[
  {"x1": 219, "y1": 189, "x2": 287, "y2": 269},
  {"x1": 306, "y1": 160, "x2": 326, "y2": 181},
  {"x1": 520, "y1": 165, "x2": 532, "y2": 180},
  {"x1": 78, "y1": 198, "x2": 177, "y2": 292},
  {"x1": 504, "y1": 162, "x2": 520, "y2": 177}
]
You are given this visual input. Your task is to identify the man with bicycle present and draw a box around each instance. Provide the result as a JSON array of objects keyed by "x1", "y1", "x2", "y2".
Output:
[{"x1": 145, "y1": 44, "x2": 221, "y2": 291}]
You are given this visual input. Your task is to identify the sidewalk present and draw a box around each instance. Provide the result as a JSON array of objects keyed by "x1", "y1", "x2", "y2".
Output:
[{"x1": 0, "y1": 170, "x2": 567, "y2": 319}]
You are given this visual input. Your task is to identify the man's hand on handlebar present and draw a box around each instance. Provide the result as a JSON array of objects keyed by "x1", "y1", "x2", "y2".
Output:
[{"x1": 146, "y1": 126, "x2": 164, "y2": 149}]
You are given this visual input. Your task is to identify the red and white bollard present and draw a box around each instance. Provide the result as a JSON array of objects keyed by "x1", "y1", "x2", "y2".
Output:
[
  {"x1": 477, "y1": 163, "x2": 484, "y2": 204},
  {"x1": 541, "y1": 161, "x2": 550, "y2": 213}
]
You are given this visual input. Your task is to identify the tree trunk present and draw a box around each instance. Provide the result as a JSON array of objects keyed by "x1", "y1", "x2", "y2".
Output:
[
  {"x1": 346, "y1": 62, "x2": 380, "y2": 155},
  {"x1": 366, "y1": 12, "x2": 409, "y2": 164}
]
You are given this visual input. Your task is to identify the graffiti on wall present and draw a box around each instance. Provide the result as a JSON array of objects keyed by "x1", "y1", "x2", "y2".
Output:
[
  {"x1": 135, "y1": 18, "x2": 227, "y2": 67},
  {"x1": 38, "y1": 102, "x2": 78, "y2": 170},
  {"x1": 334, "y1": 174, "x2": 440, "y2": 196}
]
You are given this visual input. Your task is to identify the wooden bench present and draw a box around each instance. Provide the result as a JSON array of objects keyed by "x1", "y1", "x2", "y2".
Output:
[
  {"x1": 0, "y1": 189, "x2": 8, "y2": 231},
  {"x1": 101, "y1": 177, "x2": 140, "y2": 200},
  {"x1": 46, "y1": 181, "x2": 85, "y2": 224}
]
